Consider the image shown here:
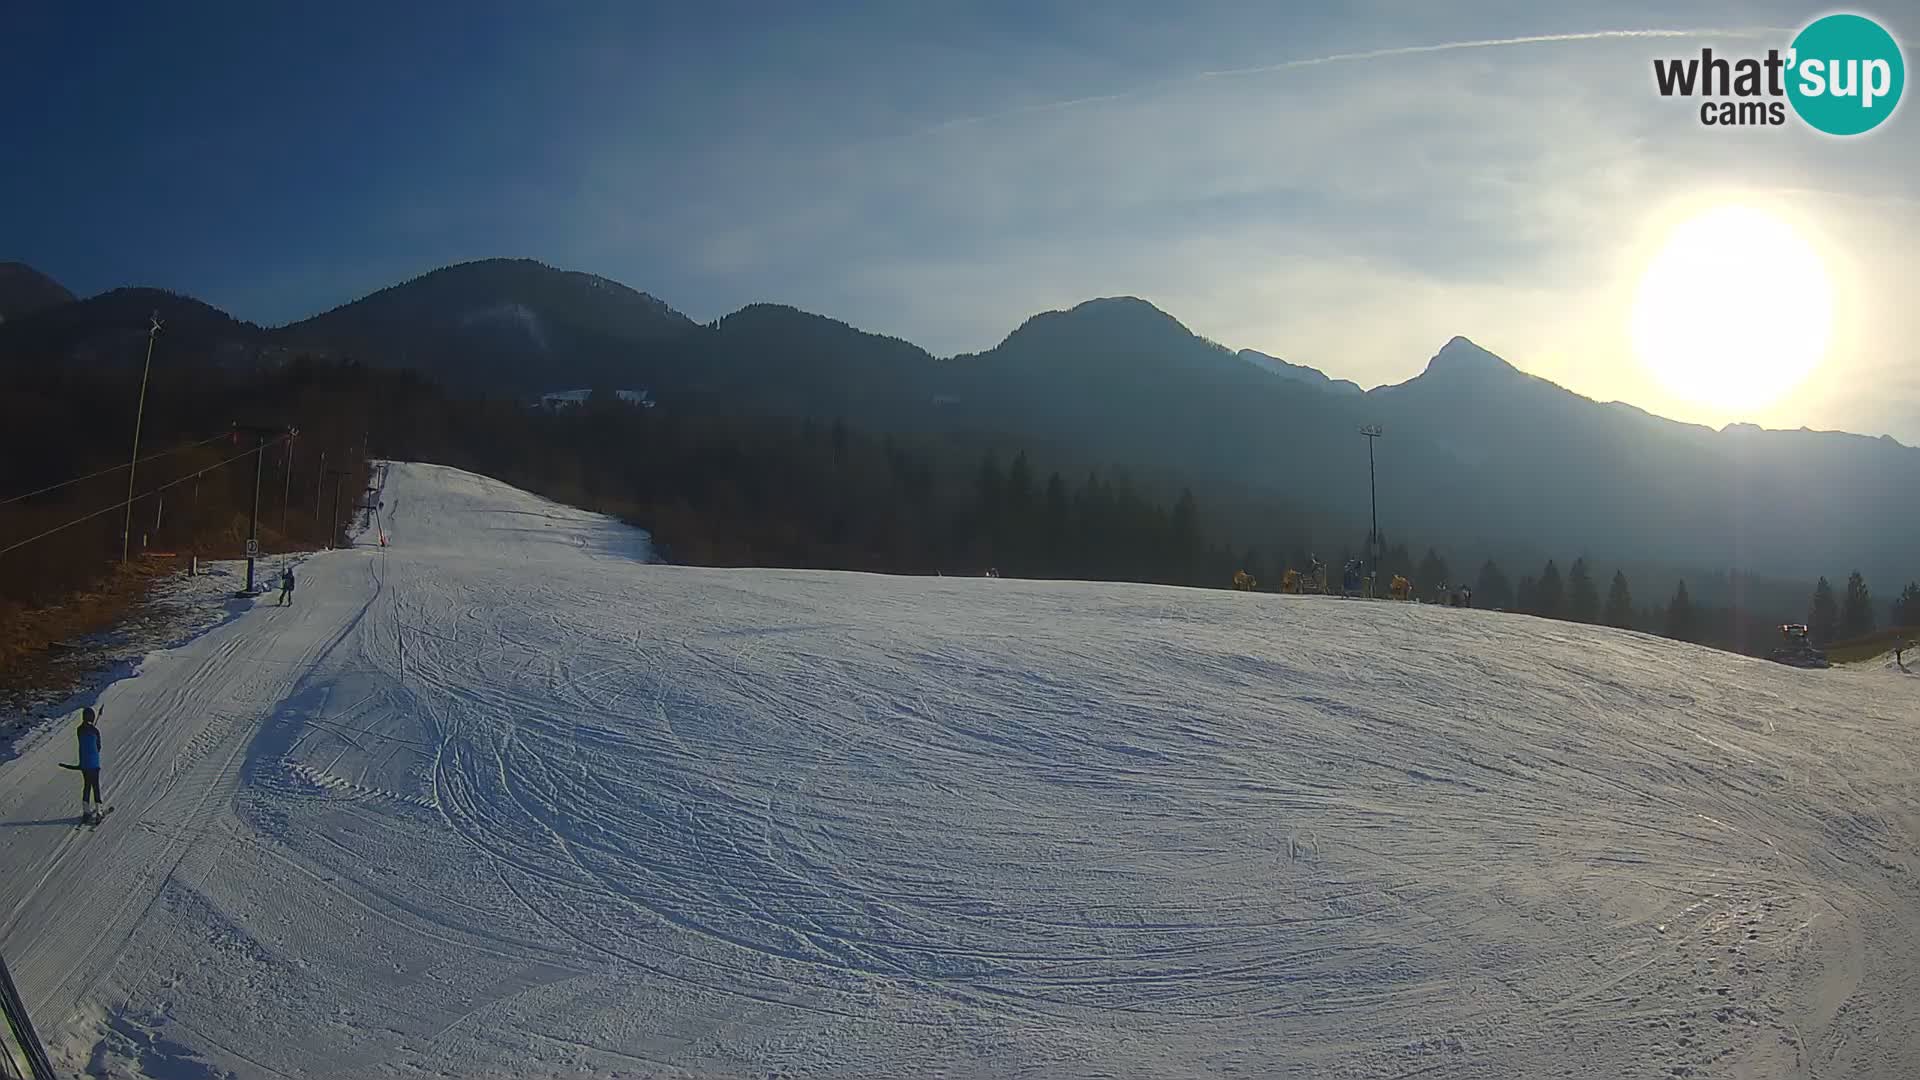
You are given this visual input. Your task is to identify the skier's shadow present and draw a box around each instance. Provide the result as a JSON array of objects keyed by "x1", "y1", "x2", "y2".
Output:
[{"x1": 0, "y1": 816, "x2": 88, "y2": 828}]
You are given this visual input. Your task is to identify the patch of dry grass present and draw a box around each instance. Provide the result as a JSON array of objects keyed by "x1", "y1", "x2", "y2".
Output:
[
  {"x1": 1826, "y1": 626, "x2": 1919, "y2": 665},
  {"x1": 0, "y1": 556, "x2": 178, "y2": 699}
]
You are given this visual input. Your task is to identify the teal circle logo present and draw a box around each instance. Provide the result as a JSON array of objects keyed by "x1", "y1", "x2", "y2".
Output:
[{"x1": 1787, "y1": 13, "x2": 1905, "y2": 135}]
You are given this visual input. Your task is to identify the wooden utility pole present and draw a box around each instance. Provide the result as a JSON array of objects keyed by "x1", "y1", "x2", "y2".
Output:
[
  {"x1": 313, "y1": 450, "x2": 328, "y2": 540},
  {"x1": 120, "y1": 313, "x2": 161, "y2": 562},
  {"x1": 232, "y1": 424, "x2": 293, "y2": 594},
  {"x1": 281, "y1": 434, "x2": 296, "y2": 537}
]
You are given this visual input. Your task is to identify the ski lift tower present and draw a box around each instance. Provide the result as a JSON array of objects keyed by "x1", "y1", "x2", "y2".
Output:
[{"x1": 1361, "y1": 424, "x2": 1383, "y2": 594}]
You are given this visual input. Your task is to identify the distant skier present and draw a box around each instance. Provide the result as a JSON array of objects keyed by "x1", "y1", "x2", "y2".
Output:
[
  {"x1": 278, "y1": 566, "x2": 296, "y2": 607},
  {"x1": 76, "y1": 707, "x2": 104, "y2": 823}
]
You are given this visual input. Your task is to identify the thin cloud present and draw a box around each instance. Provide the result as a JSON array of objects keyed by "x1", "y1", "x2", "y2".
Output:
[{"x1": 907, "y1": 26, "x2": 1792, "y2": 138}]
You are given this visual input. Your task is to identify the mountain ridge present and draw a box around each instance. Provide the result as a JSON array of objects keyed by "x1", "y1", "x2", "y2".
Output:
[
  {"x1": 2, "y1": 257, "x2": 1903, "y2": 449},
  {"x1": 0, "y1": 261, "x2": 77, "y2": 323},
  {"x1": 283, "y1": 257, "x2": 690, "y2": 333},
  {"x1": 0, "y1": 256, "x2": 1911, "y2": 594},
  {"x1": 1239, "y1": 348, "x2": 1363, "y2": 396}
]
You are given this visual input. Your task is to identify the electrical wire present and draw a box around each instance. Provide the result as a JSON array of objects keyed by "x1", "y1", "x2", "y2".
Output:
[
  {"x1": 0, "y1": 431, "x2": 233, "y2": 507},
  {"x1": 0, "y1": 434, "x2": 289, "y2": 560}
]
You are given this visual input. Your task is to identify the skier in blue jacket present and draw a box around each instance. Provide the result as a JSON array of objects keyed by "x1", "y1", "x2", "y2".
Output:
[{"x1": 77, "y1": 706, "x2": 104, "y2": 822}]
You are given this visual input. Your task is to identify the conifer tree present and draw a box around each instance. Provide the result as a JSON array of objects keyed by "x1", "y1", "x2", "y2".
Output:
[
  {"x1": 1536, "y1": 560, "x2": 1565, "y2": 619},
  {"x1": 1476, "y1": 559, "x2": 1513, "y2": 610},
  {"x1": 1515, "y1": 576, "x2": 1537, "y2": 615},
  {"x1": 1666, "y1": 580, "x2": 1695, "y2": 642},
  {"x1": 1567, "y1": 558, "x2": 1599, "y2": 623},
  {"x1": 1893, "y1": 582, "x2": 1920, "y2": 628},
  {"x1": 1043, "y1": 472, "x2": 1070, "y2": 575},
  {"x1": 1603, "y1": 570, "x2": 1633, "y2": 628},
  {"x1": 1808, "y1": 577, "x2": 1839, "y2": 644},
  {"x1": 1841, "y1": 571, "x2": 1874, "y2": 638}
]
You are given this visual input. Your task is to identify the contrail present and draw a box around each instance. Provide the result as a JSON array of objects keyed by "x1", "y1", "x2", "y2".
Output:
[
  {"x1": 1190, "y1": 27, "x2": 1789, "y2": 80},
  {"x1": 909, "y1": 26, "x2": 1793, "y2": 138}
]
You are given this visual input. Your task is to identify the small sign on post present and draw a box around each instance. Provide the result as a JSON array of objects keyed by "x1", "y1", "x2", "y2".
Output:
[{"x1": 245, "y1": 539, "x2": 259, "y2": 558}]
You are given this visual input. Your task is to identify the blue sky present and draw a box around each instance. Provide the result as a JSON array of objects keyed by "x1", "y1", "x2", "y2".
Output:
[{"x1": 4, "y1": 1, "x2": 1915, "y2": 440}]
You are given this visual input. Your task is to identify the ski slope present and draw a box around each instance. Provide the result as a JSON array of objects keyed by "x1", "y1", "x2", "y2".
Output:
[{"x1": 3, "y1": 462, "x2": 1918, "y2": 1079}]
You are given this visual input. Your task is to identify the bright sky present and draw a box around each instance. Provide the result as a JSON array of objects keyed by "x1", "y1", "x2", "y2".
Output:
[{"x1": 4, "y1": 0, "x2": 1914, "y2": 440}]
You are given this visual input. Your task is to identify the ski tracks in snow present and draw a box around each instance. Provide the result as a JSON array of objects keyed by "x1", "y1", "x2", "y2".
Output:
[{"x1": 3, "y1": 461, "x2": 1918, "y2": 1078}]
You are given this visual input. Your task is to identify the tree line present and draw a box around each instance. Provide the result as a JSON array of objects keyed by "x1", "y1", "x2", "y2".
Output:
[
  {"x1": 7, "y1": 360, "x2": 1914, "y2": 673},
  {"x1": 1272, "y1": 548, "x2": 1915, "y2": 654},
  {"x1": 1807, "y1": 573, "x2": 1920, "y2": 644},
  {"x1": 0, "y1": 357, "x2": 377, "y2": 609},
  {"x1": 386, "y1": 387, "x2": 1915, "y2": 658},
  {"x1": 0, "y1": 356, "x2": 378, "y2": 687},
  {"x1": 370, "y1": 385, "x2": 1238, "y2": 584}
]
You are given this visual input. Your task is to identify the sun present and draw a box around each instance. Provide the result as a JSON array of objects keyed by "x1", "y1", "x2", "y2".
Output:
[{"x1": 1629, "y1": 205, "x2": 1834, "y2": 416}]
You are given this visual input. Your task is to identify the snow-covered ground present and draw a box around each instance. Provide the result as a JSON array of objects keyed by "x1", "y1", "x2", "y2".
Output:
[
  {"x1": 3, "y1": 462, "x2": 1918, "y2": 1079},
  {"x1": 0, "y1": 558, "x2": 301, "y2": 761}
]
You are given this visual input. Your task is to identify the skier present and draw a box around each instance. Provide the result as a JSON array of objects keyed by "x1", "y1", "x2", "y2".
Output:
[
  {"x1": 76, "y1": 707, "x2": 104, "y2": 823},
  {"x1": 278, "y1": 565, "x2": 296, "y2": 607}
]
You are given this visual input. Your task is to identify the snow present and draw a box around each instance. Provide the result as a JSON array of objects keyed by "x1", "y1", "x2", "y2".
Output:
[
  {"x1": 1, "y1": 556, "x2": 314, "y2": 764},
  {"x1": 4, "y1": 462, "x2": 1918, "y2": 1078},
  {"x1": 533, "y1": 389, "x2": 653, "y2": 410}
]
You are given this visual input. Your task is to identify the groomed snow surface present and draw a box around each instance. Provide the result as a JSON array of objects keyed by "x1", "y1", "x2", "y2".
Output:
[{"x1": 3, "y1": 462, "x2": 1917, "y2": 1079}]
